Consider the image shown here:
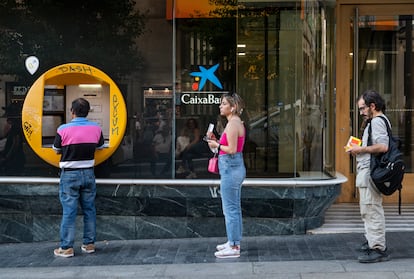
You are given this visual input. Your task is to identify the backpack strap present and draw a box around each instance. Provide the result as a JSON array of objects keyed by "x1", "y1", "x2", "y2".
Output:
[
  {"x1": 399, "y1": 189, "x2": 401, "y2": 215},
  {"x1": 368, "y1": 115, "x2": 402, "y2": 215},
  {"x1": 367, "y1": 119, "x2": 372, "y2": 146},
  {"x1": 368, "y1": 115, "x2": 392, "y2": 146},
  {"x1": 377, "y1": 115, "x2": 393, "y2": 137}
]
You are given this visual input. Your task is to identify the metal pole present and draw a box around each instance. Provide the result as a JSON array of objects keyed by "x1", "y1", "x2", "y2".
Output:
[
  {"x1": 352, "y1": 8, "x2": 359, "y2": 198},
  {"x1": 171, "y1": 0, "x2": 177, "y2": 178}
]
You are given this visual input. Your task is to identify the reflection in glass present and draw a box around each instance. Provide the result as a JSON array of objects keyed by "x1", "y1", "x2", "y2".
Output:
[
  {"x1": 237, "y1": 2, "x2": 335, "y2": 179},
  {"x1": 354, "y1": 15, "x2": 413, "y2": 172},
  {"x1": 0, "y1": 1, "x2": 336, "y2": 180}
]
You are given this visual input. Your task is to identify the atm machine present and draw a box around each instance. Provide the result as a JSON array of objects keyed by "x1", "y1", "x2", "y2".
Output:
[{"x1": 22, "y1": 63, "x2": 127, "y2": 168}]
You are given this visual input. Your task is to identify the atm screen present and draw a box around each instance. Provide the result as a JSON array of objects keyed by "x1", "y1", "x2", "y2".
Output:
[{"x1": 42, "y1": 115, "x2": 62, "y2": 146}]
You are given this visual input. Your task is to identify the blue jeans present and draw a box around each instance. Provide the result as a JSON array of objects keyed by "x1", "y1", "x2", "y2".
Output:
[
  {"x1": 59, "y1": 168, "x2": 96, "y2": 249},
  {"x1": 218, "y1": 152, "x2": 246, "y2": 246}
]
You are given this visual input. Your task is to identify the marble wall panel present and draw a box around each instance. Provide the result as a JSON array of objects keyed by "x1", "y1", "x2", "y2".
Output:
[
  {"x1": 293, "y1": 197, "x2": 331, "y2": 217},
  {"x1": 243, "y1": 217, "x2": 295, "y2": 235},
  {"x1": 0, "y1": 197, "x2": 30, "y2": 213},
  {"x1": 0, "y1": 214, "x2": 33, "y2": 242},
  {"x1": 135, "y1": 217, "x2": 188, "y2": 239},
  {"x1": 33, "y1": 215, "x2": 104, "y2": 242},
  {"x1": 242, "y1": 198, "x2": 293, "y2": 218},
  {"x1": 98, "y1": 185, "x2": 153, "y2": 198},
  {"x1": 303, "y1": 216, "x2": 324, "y2": 231},
  {"x1": 186, "y1": 217, "x2": 226, "y2": 238},
  {"x1": 97, "y1": 216, "x2": 137, "y2": 240},
  {"x1": 291, "y1": 184, "x2": 341, "y2": 199},
  {"x1": 242, "y1": 186, "x2": 295, "y2": 199},
  {"x1": 32, "y1": 215, "x2": 140, "y2": 242},
  {"x1": 98, "y1": 185, "x2": 216, "y2": 199},
  {"x1": 32, "y1": 215, "x2": 60, "y2": 242},
  {"x1": 293, "y1": 186, "x2": 341, "y2": 217},
  {"x1": 140, "y1": 197, "x2": 187, "y2": 216},
  {"x1": 289, "y1": 218, "x2": 307, "y2": 234},
  {"x1": 0, "y1": 183, "x2": 341, "y2": 242},
  {"x1": 0, "y1": 185, "x2": 58, "y2": 196},
  {"x1": 95, "y1": 197, "x2": 140, "y2": 216},
  {"x1": 29, "y1": 196, "x2": 61, "y2": 215},
  {"x1": 186, "y1": 198, "x2": 222, "y2": 218}
]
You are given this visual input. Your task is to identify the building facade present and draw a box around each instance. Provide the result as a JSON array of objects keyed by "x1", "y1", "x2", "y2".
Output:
[{"x1": 0, "y1": 0, "x2": 413, "y2": 242}]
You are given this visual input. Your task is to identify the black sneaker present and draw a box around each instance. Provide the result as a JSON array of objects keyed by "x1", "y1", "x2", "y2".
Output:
[
  {"x1": 358, "y1": 248, "x2": 390, "y2": 263},
  {"x1": 356, "y1": 241, "x2": 369, "y2": 252}
]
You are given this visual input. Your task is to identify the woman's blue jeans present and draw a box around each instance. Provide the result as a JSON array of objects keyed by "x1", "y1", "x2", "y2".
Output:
[
  {"x1": 218, "y1": 152, "x2": 246, "y2": 246},
  {"x1": 59, "y1": 168, "x2": 96, "y2": 249}
]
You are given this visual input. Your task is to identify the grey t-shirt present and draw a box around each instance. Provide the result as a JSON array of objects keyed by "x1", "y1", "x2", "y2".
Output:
[{"x1": 356, "y1": 115, "x2": 390, "y2": 170}]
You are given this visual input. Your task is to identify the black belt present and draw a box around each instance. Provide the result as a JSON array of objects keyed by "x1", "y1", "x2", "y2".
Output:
[{"x1": 62, "y1": 167, "x2": 94, "y2": 171}]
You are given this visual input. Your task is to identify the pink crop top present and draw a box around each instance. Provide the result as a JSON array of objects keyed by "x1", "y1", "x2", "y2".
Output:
[{"x1": 218, "y1": 132, "x2": 245, "y2": 155}]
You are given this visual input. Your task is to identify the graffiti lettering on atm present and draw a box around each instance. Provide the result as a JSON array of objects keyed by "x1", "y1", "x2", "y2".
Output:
[
  {"x1": 57, "y1": 65, "x2": 94, "y2": 75},
  {"x1": 23, "y1": 121, "x2": 33, "y2": 140},
  {"x1": 111, "y1": 94, "x2": 119, "y2": 135}
]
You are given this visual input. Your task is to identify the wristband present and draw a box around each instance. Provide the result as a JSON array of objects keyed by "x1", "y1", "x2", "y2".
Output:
[{"x1": 217, "y1": 144, "x2": 221, "y2": 151}]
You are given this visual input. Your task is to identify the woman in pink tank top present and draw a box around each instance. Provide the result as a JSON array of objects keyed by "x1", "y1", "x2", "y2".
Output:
[{"x1": 207, "y1": 92, "x2": 246, "y2": 259}]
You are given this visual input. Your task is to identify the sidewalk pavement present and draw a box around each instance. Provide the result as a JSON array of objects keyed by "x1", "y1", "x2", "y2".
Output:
[{"x1": 1, "y1": 232, "x2": 414, "y2": 278}]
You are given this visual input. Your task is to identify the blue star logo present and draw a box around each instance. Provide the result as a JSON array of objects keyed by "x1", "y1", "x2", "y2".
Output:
[{"x1": 190, "y1": 63, "x2": 223, "y2": 91}]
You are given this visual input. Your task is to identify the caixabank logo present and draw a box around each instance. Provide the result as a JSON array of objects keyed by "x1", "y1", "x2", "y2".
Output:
[
  {"x1": 181, "y1": 63, "x2": 225, "y2": 104},
  {"x1": 190, "y1": 63, "x2": 223, "y2": 91}
]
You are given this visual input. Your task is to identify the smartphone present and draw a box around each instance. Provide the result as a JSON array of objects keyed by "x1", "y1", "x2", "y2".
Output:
[{"x1": 207, "y1": 123, "x2": 214, "y2": 133}]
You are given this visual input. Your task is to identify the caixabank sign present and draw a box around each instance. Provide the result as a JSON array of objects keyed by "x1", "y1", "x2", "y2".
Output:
[{"x1": 180, "y1": 63, "x2": 227, "y2": 105}]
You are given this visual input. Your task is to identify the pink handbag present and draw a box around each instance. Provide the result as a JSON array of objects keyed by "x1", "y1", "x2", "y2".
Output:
[{"x1": 208, "y1": 154, "x2": 219, "y2": 174}]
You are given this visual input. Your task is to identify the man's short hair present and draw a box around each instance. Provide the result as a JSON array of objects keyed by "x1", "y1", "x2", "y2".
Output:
[{"x1": 71, "y1": 98, "x2": 90, "y2": 117}]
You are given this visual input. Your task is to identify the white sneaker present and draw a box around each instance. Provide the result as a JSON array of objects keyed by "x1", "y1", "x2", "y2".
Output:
[
  {"x1": 216, "y1": 241, "x2": 230, "y2": 251},
  {"x1": 214, "y1": 245, "x2": 240, "y2": 258}
]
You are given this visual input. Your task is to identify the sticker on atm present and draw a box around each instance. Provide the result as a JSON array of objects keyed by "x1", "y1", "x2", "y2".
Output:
[{"x1": 344, "y1": 136, "x2": 362, "y2": 152}]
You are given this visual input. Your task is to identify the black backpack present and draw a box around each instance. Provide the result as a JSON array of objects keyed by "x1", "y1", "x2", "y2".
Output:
[{"x1": 368, "y1": 115, "x2": 405, "y2": 214}]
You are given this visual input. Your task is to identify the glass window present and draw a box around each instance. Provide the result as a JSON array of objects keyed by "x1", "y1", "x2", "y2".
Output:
[
  {"x1": 236, "y1": 1, "x2": 335, "y2": 179},
  {"x1": 174, "y1": 7, "x2": 237, "y2": 179},
  {"x1": 0, "y1": 0, "x2": 336, "y2": 180},
  {"x1": 351, "y1": 14, "x2": 414, "y2": 173}
]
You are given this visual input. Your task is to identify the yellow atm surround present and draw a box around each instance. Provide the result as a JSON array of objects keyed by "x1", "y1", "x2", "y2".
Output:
[{"x1": 22, "y1": 63, "x2": 127, "y2": 168}]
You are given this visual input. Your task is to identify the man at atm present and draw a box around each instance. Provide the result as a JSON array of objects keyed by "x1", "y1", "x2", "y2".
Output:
[{"x1": 52, "y1": 97, "x2": 105, "y2": 258}]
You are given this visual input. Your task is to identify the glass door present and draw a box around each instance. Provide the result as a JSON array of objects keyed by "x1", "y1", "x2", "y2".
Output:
[{"x1": 336, "y1": 3, "x2": 414, "y2": 203}]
